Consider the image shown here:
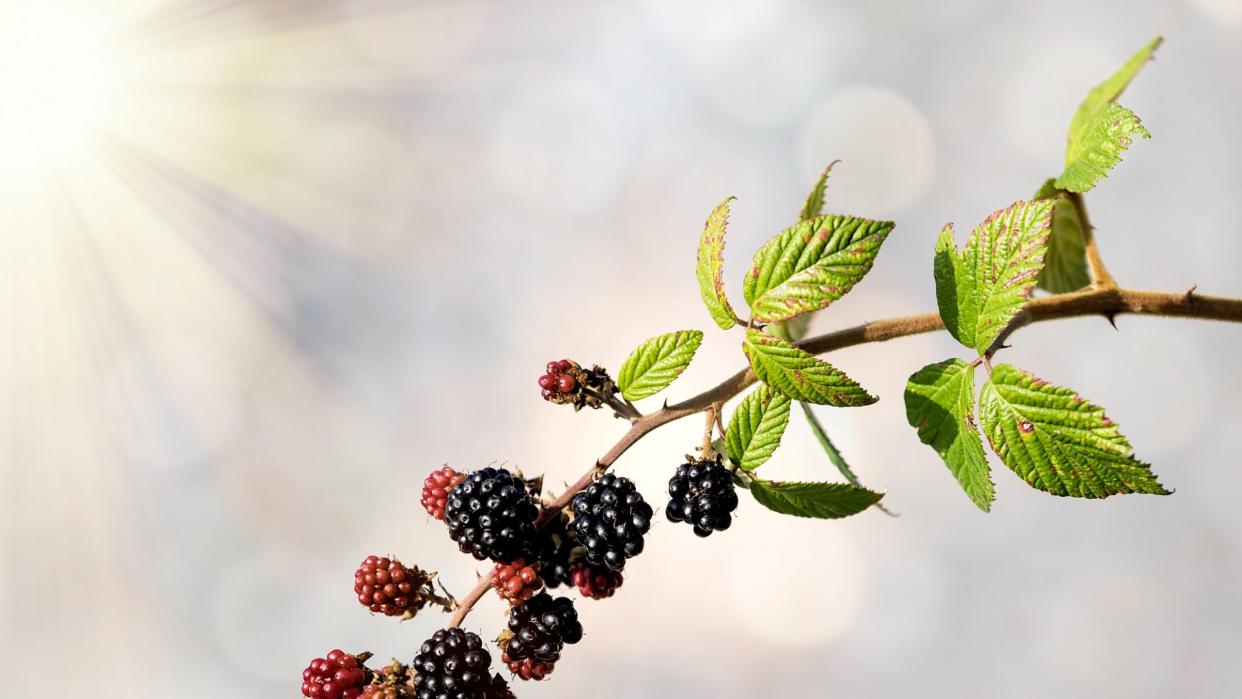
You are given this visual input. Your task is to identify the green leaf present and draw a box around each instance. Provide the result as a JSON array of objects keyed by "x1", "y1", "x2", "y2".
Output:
[
  {"x1": 800, "y1": 402, "x2": 895, "y2": 515},
  {"x1": 617, "y1": 330, "x2": 704, "y2": 401},
  {"x1": 798, "y1": 160, "x2": 839, "y2": 222},
  {"x1": 742, "y1": 214, "x2": 893, "y2": 323},
  {"x1": 696, "y1": 197, "x2": 742, "y2": 330},
  {"x1": 724, "y1": 386, "x2": 792, "y2": 471},
  {"x1": 742, "y1": 329, "x2": 876, "y2": 407},
  {"x1": 933, "y1": 200, "x2": 1055, "y2": 354},
  {"x1": 749, "y1": 480, "x2": 883, "y2": 519},
  {"x1": 1067, "y1": 37, "x2": 1161, "y2": 153},
  {"x1": 1033, "y1": 180, "x2": 1090, "y2": 294},
  {"x1": 978, "y1": 364, "x2": 1170, "y2": 499},
  {"x1": 1056, "y1": 102, "x2": 1150, "y2": 193},
  {"x1": 904, "y1": 359, "x2": 993, "y2": 512}
]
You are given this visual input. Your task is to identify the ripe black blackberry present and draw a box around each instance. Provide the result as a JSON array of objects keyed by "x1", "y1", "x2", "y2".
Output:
[
  {"x1": 411, "y1": 628, "x2": 494, "y2": 699},
  {"x1": 570, "y1": 473, "x2": 652, "y2": 571},
  {"x1": 504, "y1": 592, "x2": 583, "y2": 668},
  {"x1": 534, "y1": 510, "x2": 577, "y2": 589},
  {"x1": 444, "y1": 468, "x2": 539, "y2": 562},
  {"x1": 665, "y1": 456, "x2": 739, "y2": 537}
]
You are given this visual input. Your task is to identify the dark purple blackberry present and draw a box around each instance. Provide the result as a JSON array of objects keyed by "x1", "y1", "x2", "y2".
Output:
[
  {"x1": 411, "y1": 628, "x2": 494, "y2": 699},
  {"x1": 444, "y1": 468, "x2": 539, "y2": 562},
  {"x1": 665, "y1": 457, "x2": 739, "y2": 537},
  {"x1": 570, "y1": 474, "x2": 652, "y2": 571},
  {"x1": 534, "y1": 510, "x2": 577, "y2": 589},
  {"x1": 503, "y1": 592, "x2": 583, "y2": 668}
]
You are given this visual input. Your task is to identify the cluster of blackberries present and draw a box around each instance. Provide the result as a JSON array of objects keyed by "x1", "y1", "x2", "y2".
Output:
[
  {"x1": 421, "y1": 466, "x2": 465, "y2": 520},
  {"x1": 666, "y1": 456, "x2": 739, "y2": 537},
  {"x1": 570, "y1": 473, "x2": 652, "y2": 570},
  {"x1": 503, "y1": 592, "x2": 583, "y2": 680},
  {"x1": 444, "y1": 468, "x2": 539, "y2": 562},
  {"x1": 411, "y1": 628, "x2": 507, "y2": 699},
  {"x1": 302, "y1": 650, "x2": 368, "y2": 699}
]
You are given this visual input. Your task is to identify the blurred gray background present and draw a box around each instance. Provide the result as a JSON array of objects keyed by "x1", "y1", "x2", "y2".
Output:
[{"x1": 2, "y1": 0, "x2": 1241, "y2": 697}]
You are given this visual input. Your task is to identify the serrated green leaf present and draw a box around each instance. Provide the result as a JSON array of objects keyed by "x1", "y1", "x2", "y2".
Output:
[
  {"x1": 933, "y1": 200, "x2": 1055, "y2": 354},
  {"x1": 1056, "y1": 102, "x2": 1150, "y2": 193},
  {"x1": 617, "y1": 330, "x2": 704, "y2": 401},
  {"x1": 798, "y1": 160, "x2": 839, "y2": 222},
  {"x1": 749, "y1": 480, "x2": 883, "y2": 519},
  {"x1": 800, "y1": 402, "x2": 895, "y2": 515},
  {"x1": 697, "y1": 197, "x2": 742, "y2": 330},
  {"x1": 978, "y1": 364, "x2": 1170, "y2": 498},
  {"x1": 724, "y1": 386, "x2": 792, "y2": 471},
  {"x1": 742, "y1": 329, "x2": 876, "y2": 407},
  {"x1": 1067, "y1": 37, "x2": 1161, "y2": 154},
  {"x1": 1033, "y1": 180, "x2": 1090, "y2": 294},
  {"x1": 742, "y1": 214, "x2": 893, "y2": 323},
  {"x1": 904, "y1": 359, "x2": 993, "y2": 512}
]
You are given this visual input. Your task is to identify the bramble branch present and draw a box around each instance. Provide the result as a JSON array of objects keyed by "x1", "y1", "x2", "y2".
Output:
[{"x1": 447, "y1": 285, "x2": 1242, "y2": 627}]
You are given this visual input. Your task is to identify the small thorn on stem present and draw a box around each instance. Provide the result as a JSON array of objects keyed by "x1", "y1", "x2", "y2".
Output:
[
  {"x1": 1185, "y1": 283, "x2": 1198, "y2": 300},
  {"x1": 1105, "y1": 312, "x2": 1119, "y2": 330}
]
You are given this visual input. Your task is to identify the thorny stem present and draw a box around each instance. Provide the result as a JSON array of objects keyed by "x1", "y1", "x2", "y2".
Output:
[
  {"x1": 448, "y1": 285, "x2": 1242, "y2": 628},
  {"x1": 700, "y1": 404, "x2": 720, "y2": 460}
]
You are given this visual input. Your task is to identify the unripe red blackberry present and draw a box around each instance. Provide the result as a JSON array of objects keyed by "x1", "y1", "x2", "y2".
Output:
[
  {"x1": 504, "y1": 592, "x2": 583, "y2": 666},
  {"x1": 537, "y1": 359, "x2": 578, "y2": 402},
  {"x1": 302, "y1": 649, "x2": 368, "y2": 699},
  {"x1": 492, "y1": 558, "x2": 542, "y2": 605},
  {"x1": 421, "y1": 466, "x2": 465, "y2": 520},
  {"x1": 570, "y1": 562, "x2": 623, "y2": 600},
  {"x1": 412, "y1": 628, "x2": 494, "y2": 699},
  {"x1": 570, "y1": 473, "x2": 652, "y2": 571},
  {"x1": 666, "y1": 456, "x2": 739, "y2": 537},
  {"x1": 361, "y1": 686, "x2": 404, "y2": 699},
  {"x1": 445, "y1": 467, "x2": 540, "y2": 562},
  {"x1": 502, "y1": 651, "x2": 555, "y2": 681},
  {"x1": 355, "y1": 555, "x2": 427, "y2": 617}
]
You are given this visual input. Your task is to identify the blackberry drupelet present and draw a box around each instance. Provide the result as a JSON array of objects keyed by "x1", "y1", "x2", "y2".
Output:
[
  {"x1": 444, "y1": 468, "x2": 539, "y2": 562},
  {"x1": 503, "y1": 592, "x2": 583, "y2": 669},
  {"x1": 570, "y1": 473, "x2": 652, "y2": 571},
  {"x1": 411, "y1": 628, "x2": 494, "y2": 699},
  {"x1": 665, "y1": 456, "x2": 739, "y2": 537}
]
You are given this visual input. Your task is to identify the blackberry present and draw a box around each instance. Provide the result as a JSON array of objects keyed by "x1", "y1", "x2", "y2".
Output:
[
  {"x1": 537, "y1": 359, "x2": 580, "y2": 403},
  {"x1": 355, "y1": 555, "x2": 429, "y2": 617},
  {"x1": 361, "y1": 687, "x2": 404, "y2": 699},
  {"x1": 534, "y1": 510, "x2": 577, "y2": 589},
  {"x1": 422, "y1": 466, "x2": 465, "y2": 520},
  {"x1": 665, "y1": 456, "x2": 739, "y2": 537},
  {"x1": 502, "y1": 651, "x2": 555, "y2": 681},
  {"x1": 444, "y1": 468, "x2": 539, "y2": 562},
  {"x1": 570, "y1": 562, "x2": 623, "y2": 600},
  {"x1": 504, "y1": 592, "x2": 583, "y2": 667},
  {"x1": 570, "y1": 473, "x2": 652, "y2": 570},
  {"x1": 411, "y1": 628, "x2": 494, "y2": 699},
  {"x1": 492, "y1": 558, "x2": 542, "y2": 605},
  {"x1": 302, "y1": 649, "x2": 368, "y2": 699},
  {"x1": 487, "y1": 675, "x2": 517, "y2": 699}
]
